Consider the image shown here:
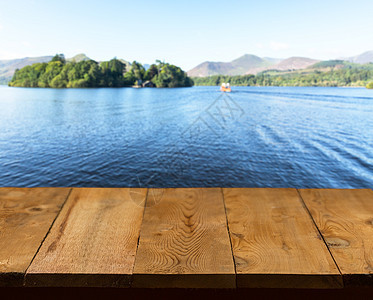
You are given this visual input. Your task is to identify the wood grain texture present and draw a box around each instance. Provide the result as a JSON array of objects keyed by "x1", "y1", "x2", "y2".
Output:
[
  {"x1": 26, "y1": 188, "x2": 146, "y2": 287},
  {"x1": 0, "y1": 187, "x2": 70, "y2": 287},
  {"x1": 133, "y1": 188, "x2": 235, "y2": 288},
  {"x1": 223, "y1": 188, "x2": 342, "y2": 288},
  {"x1": 299, "y1": 189, "x2": 373, "y2": 287}
]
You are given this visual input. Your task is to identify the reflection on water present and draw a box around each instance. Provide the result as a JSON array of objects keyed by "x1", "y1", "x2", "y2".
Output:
[{"x1": 0, "y1": 85, "x2": 372, "y2": 188}]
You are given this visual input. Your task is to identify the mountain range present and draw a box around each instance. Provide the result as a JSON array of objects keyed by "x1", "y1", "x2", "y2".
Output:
[
  {"x1": 186, "y1": 54, "x2": 282, "y2": 77},
  {"x1": 1, "y1": 51, "x2": 373, "y2": 84},
  {"x1": 187, "y1": 51, "x2": 373, "y2": 77}
]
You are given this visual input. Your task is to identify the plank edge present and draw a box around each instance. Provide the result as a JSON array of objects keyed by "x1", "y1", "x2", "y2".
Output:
[
  {"x1": 237, "y1": 274, "x2": 343, "y2": 289},
  {"x1": 132, "y1": 273, "x2": 236, "y2": 289},
  {"x1": 0, "y1": 273, "x2": 24, "y2": 287},
  {"x1": 24, "y1": 273, "x2": 132, "y2": 288},
  {"x1": 343, "y1": 274, "x2": 373, "y2": 288}
]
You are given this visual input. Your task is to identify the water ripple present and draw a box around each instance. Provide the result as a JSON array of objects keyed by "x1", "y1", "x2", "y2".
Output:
[{"x1": 0, "y1": 85, "x2": 372, "y2": 188}]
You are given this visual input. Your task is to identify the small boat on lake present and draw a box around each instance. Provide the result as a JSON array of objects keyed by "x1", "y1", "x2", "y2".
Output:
[{"x1": 220, "y1": 82, "x2": 231, "y2": 92}]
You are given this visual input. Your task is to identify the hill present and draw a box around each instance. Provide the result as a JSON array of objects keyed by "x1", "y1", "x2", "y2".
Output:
[
  {"x1": 193, "y1": 61, "x2": 373, "y2": 87},
  {"x1": 309, "y1": 60, "x2": 346, "y2": 69},
  {"x1": 266, "y1": 57, "x2": 320, "y2": 71},
  {"x1": 188, "y1": 52, "x2": 373, "y2": 77},
  {"x1": 344, "y1": 50, "x2": 373, "y2": 64},
  {"x1": 187, "y1": 54, "x2": 280, "y2": 77},
  {"x1": 187, "y1": 61, "x2": 231, "y2": 77},
  {"x1": 67, "y1": 53, "x2": 91, "y2": 63},
  {"x1": 187, "y1": 55, "x2": 319, "y2": 77}
]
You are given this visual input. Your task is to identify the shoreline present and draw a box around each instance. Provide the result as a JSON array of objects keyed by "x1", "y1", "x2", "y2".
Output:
[{"x1": 0, "y1": 84, "x2": 370, "y2": 89}]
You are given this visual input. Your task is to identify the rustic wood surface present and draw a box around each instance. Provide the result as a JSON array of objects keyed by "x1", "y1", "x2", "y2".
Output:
[
  {"x1": 0, "y1": 187, "x2": 70, "y2": 286},
  {"x1": 25, "y1": 188, "x2": 146, "y2": 287},
  {"x1": 299, "y1": 189, "x2": 373, "y2": 287},
  {"x1": 1, "y1": 187, "x2": 373, "y2": 289},
  {"x1": 223, "y1": 188, "x2": 342, "y2": 288},
  {"x1": 133, "y1": 188, "x2": 235, "y2": 288}
]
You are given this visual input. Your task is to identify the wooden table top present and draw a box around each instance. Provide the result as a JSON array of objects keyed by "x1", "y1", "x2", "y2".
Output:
[{"x1": 1, "y1": 187, "x2": 373, "y2": 289}]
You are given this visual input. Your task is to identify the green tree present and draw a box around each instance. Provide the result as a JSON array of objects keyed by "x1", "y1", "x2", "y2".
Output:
[
  {"x1": 100, "y1": 59, "x2": 126, "y2": 87},
  {"x1": 152, "y1": 63, "x2": 193, "y2": 88},
  {"x1": 51, "y1": 54, "x2": 66, "y2": 64},
  {"x1": 38, "y1": 61, "x2": 64, "y2": 87},
  {"x1": 130, "y1": 61, "x2": 145, "y2": 82},
  {"x1": 144, "y1": 64, "x2": 158, "y2": 81}
]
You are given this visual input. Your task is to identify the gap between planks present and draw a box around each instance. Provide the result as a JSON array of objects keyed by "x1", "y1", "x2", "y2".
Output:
[
  {"x1": 223, "y1": 188, "x2": 343, "y2": 289},
  {"x1": 0, "y1": 188, "x2": 72, "y2": 287},
  {"x1": 25, "y1": 188, "x2": 147, "y2": 288},
  {"x1": 299, "y1": 189, "x2": 373, "y2": 287},
  {"x1": 22, "y1": 188, "x2": 73, "y2": 286},
  {"x1": 296, "y1": 189, "x2": 343, "y2": 276}
]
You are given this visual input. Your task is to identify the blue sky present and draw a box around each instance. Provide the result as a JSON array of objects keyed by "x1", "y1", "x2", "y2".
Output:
[{"x1": 0, "y1": 0, "x2": 372, "y2": 70}]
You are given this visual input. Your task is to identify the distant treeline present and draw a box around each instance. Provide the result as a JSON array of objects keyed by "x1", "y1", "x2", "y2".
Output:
[
  {"x1": 9, "y1": 54, "x2": 193, "y2": 88},
  {"x1": 193, "y1": 63, "x2": 373, "y2": 88}
]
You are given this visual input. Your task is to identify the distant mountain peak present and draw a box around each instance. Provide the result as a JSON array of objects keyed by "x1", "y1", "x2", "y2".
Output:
[
  {"x1": 187, "y1": 54, "x2": 280, "y2": 77},
  {"x1": 343, "y1": 50, "x2": 373, "y2": 64},
  {"x1": 268, "y1": 57, "x2": 320, "y2": 71},
  {"x1": 67, "y1": 53, "x2": 91, "y2": 63},
  {"x1": 187, "y1": 55, "x2": 320, "y2": 77}
]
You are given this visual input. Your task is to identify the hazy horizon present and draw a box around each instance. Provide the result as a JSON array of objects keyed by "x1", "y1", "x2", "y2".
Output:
[{"x1": 1, "y1": 0, "x2": 373, "y2": 70}]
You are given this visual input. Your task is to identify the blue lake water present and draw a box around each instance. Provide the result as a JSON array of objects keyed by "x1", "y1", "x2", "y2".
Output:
[{"x1": 0, "y1": 85, "x2": 372, "y2": 188}]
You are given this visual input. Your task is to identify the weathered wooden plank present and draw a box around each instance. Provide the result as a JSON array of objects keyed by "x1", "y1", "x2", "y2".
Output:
[
  {"x1": 133, "y1": 188, "x2": 235, "y2": 288},
  {"x1": 25, "y1": 188, "x2": 146, "y2": 287},
  {"x1": 223, "y1": 188, "x2": 342, "y2": 288},
  {"x1": 0, "y1": 187, "x2": 70, "y2": 287},
  {"x1": 299, "y1": 189, "x2": 373, "y2": 287}
]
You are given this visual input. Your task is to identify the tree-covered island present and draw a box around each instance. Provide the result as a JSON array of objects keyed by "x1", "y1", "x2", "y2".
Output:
[{"x1": 9, "y1": 54, "x2": 193, "y2": 88}]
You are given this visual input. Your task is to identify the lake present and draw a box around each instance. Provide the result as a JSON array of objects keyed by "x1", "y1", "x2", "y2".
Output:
[{"x1": 0, "y1": 85, "x2": 372, "y2": 188}]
